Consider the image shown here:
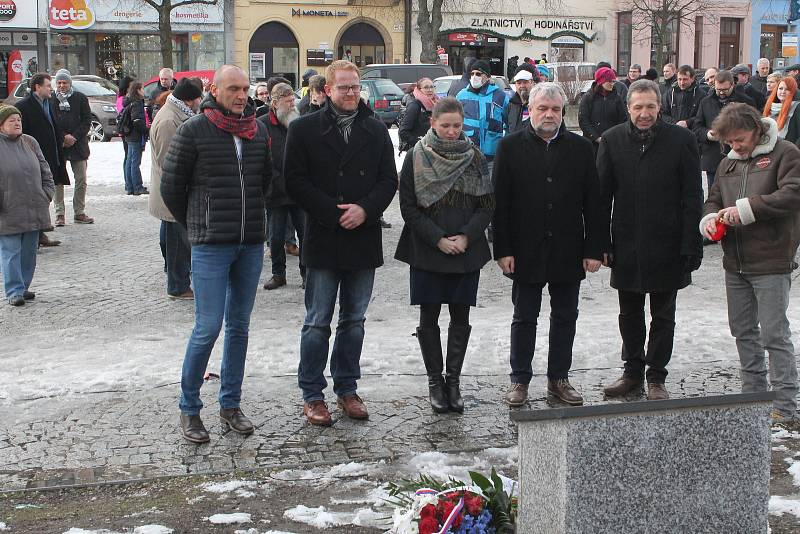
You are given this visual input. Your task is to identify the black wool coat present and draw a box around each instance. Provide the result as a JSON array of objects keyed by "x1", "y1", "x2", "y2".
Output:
[
  {"x1": 492, "y1": 124, "x2": 607, "y2": 284},
  {"x1": 578, "y1": 84, "x2": 628, "y2": 143},
  {"x1": 16, "y1": 94, "x2": 69, "y2": 185},
  {"x1": 394, "y1": 149, "x2": 493, "y2": 273},
  {"x1": 160, "y1": 97, "x2": 271, "y2": 246},
  {"x1": 597, "y1": 121, "x2": 703, "y2": 293},
  {"x1": 284, "y1": 101, "x2": 398, "y2": 270},
  {"x1": 52, "y1": 91, "x2": 91, "y2": 161},
  {"x1": 661, "y1": 82, "x2": 706, "y2": 129},
  {"x1": 692, "y1": 90, "x2": 755, "y2": 172},
  {"x1": 257, "y1": 110, "x2": 293, "y2": 208}
]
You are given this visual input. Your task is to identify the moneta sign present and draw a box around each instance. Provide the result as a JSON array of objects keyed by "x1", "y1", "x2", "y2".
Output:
[{"x1": 49, "y1": 0, "x2": 95, "y2": 30}]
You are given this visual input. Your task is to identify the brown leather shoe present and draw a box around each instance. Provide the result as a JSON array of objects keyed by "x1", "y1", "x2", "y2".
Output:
[
  {"x1": 55, "y1": 215, "x2": 65, "y2": 227},
  {"x1": 285, "y1": 243, "x2": 300, "y2": 256},
  {"x1": 74, "y1": 214, "x2": 94, "y2": 224},
  {"x1": 263, "y1": 275, "x2": 286, "y2": 290},
  {"x1": 647, "y1": 382, "x2": 670, "y2": 400},
  {"x1": 504, "y1": 383, "x2": 528, "y2": 407},
  {"x1": 303, "y1": 400, "x2": 332, "y2": 426},
  {"x1": 547, "y1": 378, "x2": 584, "y2": 406},
  {"x1": 38, "y1": 233, "x2": 61, "y2": 247},
  {"x1": 603, "y1": 374, "x2": 644, "y2": 398},
  {"x1": 337, "y1": 394, "x2": 369, "y2": 420}
]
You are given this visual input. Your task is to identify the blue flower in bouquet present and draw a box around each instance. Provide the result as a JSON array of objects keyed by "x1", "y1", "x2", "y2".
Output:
[{"x1": 453, "y1": 509, "x2": 496, "y2": 534}]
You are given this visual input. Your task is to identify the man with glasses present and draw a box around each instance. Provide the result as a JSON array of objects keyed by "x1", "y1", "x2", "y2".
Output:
[
  {"x1": 623, "y1": 64, "x2": 641, "y2": 87},
  {"x1": 693, "y1": 70, "x2": 755, "y2": 194},
  {"x1": 284, "y1": 60, "x2": 397, "y2": 426},
  {"x1": 506, "y1": 64, "x2": 540, "y2": 134},
  {"x1": 253, "y1": 83, "x2": 269, "y2": 109}
]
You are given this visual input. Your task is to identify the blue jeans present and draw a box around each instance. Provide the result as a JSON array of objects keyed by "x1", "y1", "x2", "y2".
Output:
[
  {"x1": 268, "y1": 205, "x2": 305, "y2": 277},
  {"x1": 0, "y1": 231, "x2": 39, "y2": 299},
  {"x1": 298, "y1": 267, "x2": 375, "y2": 402},
  {"x1": 179, "y1": 243, "x2": 264, "y2": 415},
  {"x1": 123, "y1": 140, "x2": 144, "y2": 193},
  {"x1": 509, "y1": 280, "x2": 581, "y2": 383}
]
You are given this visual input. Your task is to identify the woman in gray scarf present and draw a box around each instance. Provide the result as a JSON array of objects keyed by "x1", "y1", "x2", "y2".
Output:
[
  {"x1": 394, "y1": 96, "x2": 495, "y2": 414},
  {"x1": 0, "y1": 105, "x2": 55, "y2": 306}
]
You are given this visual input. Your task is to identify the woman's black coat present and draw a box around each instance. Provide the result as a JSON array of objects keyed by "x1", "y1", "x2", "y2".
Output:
[
  {"x1": 394, "y1": 149, "x2": 493, "y2": 273},
  {"x1": 398, "y1": 98, "x2": 431, "y2": 148},
  {"x1": 15, "y1": 94, "x2": 69, "y2": 185},
  {"x1": 124, "y1": 96, "x2": 148, "y2": 143},
  {"x1": 284, "y1": 101, "x2": 398, "y2": 270},
  {"x1": 492, "y1": 124, "x2": 606, "y2": 284},
  {"x1": 597, "y1": 120, "x2": 703, "y2": 293},
  {"x1": 578, "y1": 84, "x2": 628, "y2": 143}
]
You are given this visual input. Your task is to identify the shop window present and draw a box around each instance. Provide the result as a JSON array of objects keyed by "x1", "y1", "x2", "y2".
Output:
[
  {"x1": 249, "y1": 21, "x2": 299, "y2": 86},
  {"x1": 760, "y1": 24, "x2": 787, "y2": 62},
  {"x1": 617, "y1": 12, "x2": 632, "y2": 75},
  {"x1": 96, "y1": 34, "x2": 189, "y2": 83},
  {"x1": 191, "y1": 33, "x2": 225, "y2": 71},
  {"x1": 339, "y1": 23, "x2": 385, "y2": 67}
]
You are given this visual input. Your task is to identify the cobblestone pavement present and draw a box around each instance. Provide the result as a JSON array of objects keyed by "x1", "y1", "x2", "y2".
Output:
[{"x1": 0, "y1": 175, "x2": 797, "y2": 501}]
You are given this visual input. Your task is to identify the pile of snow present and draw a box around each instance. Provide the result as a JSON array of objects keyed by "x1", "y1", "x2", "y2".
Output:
[
  {"x1": 784, "y1": 456, "x2": 800, "y2": 486},
  {"x1": 133, "y1": 527, "x2": 173, "y2": 534},
  {"x1": 0, "y1": 523, "x2": 7, "y2": 531},
  {"x1": 283, "y1": 505, "x2": 353, "y2": 529},
  {"x1": 769, "y1": 495, "x2": 800, "y2": 518},
  {"x1": 772, "y1": 428, "x2": 800, "y2": 441},
  {"x1": 273, "y1": 461, "x2": 383, "y2": 482},
  {"x1": 207, "y1": 513, "x2": 252, "y2": 525},
  {"x1": 200, "y1": 479, "x2": 259, "y2": 498}
]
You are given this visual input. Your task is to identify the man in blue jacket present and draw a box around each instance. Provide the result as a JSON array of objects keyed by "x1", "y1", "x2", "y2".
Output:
[{"x1": 455, "y1": 59, "x2": 509, "y2": 163}]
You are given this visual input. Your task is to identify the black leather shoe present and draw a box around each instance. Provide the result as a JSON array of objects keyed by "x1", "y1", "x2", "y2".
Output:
[
  {"x1": 8, "y1": 295, "x2": 24, "y2": 307},
  {"x1": 23, "y1": 291, "x2": 35, "y2": 300},
  {"x1": 180, "y1": 414, "x2": 210, "y2": 443},
  {"x1": 220, "y1": 407, "x2": 254, "y2": 435}
]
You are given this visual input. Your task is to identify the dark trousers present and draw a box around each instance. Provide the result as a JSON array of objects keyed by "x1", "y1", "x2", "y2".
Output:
[
  {"x1": 165, "y1": 221, "x2": 192, "y2": 295},
  {"x1": 618, "y1": 290, "x2": 678, "y2": 383},
  {"x1": 706, "y1": 170, "x2": 716, "y2": 194},
  {"x1": 509, "y1": 280, "x2": 580, "y2": 383},
  {"x1": 268, "y1": 205, "x2": 306, "y2": 277}
]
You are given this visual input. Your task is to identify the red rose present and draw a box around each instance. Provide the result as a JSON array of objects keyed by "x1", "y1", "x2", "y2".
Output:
[
  {"x1": 420, "y1": 504, "x2": 436, "y2": 519},
  {"x1": 437, "y1": 499, "x2": 455, "y2": 520},
  {"x1": 419, "y1": 516, "x2": 440, "y2": 534},
  {"x1": 452, "y1": 511, "x2": 463, "y2": 528},
  {"x1": 464, "y1": 494, "x2": 484, "y2": 516}
]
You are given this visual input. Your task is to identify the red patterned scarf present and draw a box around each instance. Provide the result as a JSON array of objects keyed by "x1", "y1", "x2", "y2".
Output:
[{"x1": 203, "y1": 107, "x2": 257, "y2": 140}]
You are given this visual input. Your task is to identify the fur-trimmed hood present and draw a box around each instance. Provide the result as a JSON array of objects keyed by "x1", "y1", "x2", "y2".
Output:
[{"x1": 726, "y1": 117, "x2": 779, "y2": 160}]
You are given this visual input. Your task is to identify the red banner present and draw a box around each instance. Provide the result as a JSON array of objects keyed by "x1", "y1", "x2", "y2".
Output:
[
  {"x1": 7, "y1": 49, "x2": 22, "y2": 96},
  {"x1": 448, "y1": 33, "x2": 484, "y2": 43}
]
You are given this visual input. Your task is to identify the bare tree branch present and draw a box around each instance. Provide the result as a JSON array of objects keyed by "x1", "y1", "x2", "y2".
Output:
[{"x1": 172, "y1": 0, "x2": 218, "y2": 8}]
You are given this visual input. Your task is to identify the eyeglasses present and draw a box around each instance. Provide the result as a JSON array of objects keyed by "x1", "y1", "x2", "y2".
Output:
[
  {"x1": 420, "y1": 85, "x2": 434, "y2": 90},
  {"x1": 334, "y1": 84, "x2": 362, "y2": 94}
]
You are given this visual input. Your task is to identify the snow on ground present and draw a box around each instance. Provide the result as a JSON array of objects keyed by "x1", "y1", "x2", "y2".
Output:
[
  {"x1": 0, "y1": 523, "x2": 7, "y2": 531},
  {"x1": 770, "y1": 496, "x2": 800, "y2": 518},
  {"x1": 282, "y1": 505, "x2": 354, "y2": 529},
  {"x1": 206, "y1": 512, "x2": 252, "y2": 524},
  {"x1": 785, "y1": 456, "x2": 800, "y2": 486},
  {"x1": 773, "y1": 429, "x2": 800, "y2": 442},
  {"x1": 200, "y1": 480, "x2": 259, "y2": 498},
  {"x1": 272, "y1": 461, "x2": 386, "y2": 482},
  {"x1": 61, "y1": 527, "x2": 172, "y2": 534}
]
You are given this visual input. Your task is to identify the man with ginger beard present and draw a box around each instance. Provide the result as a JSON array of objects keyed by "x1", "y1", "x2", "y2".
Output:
[
  {"x1": 258, "y1": 82, "x2": 306, "y2": 290},
  {"x1": 284, "y1": 60, "x2": 397, "y2": 426}
]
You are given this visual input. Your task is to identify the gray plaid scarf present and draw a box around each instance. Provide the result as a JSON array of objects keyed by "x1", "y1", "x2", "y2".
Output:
[
  {"x1": 167, "y1": 94, "x2": 196, "y2": 118},
  {"x1": 327, "y1": 103, "x2": 358, "y2": 143},
  {"x1": 56, "y1": 88, "x2": 73, "y2": 112},
  {"x1": 412, "y1": 128, "x2": 492, "y2": 208}
]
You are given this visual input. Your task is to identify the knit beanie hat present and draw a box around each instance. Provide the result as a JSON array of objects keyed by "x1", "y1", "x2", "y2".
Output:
[
  {"x1": 172, "y1": 78, "x2": 203, "y2": 101},
  {"x1": 595, "y1": 66, "x2": 617, "y2": 85},
  {"x1": 55, "y1": 69, "x2": 72, "y2": 83},
  {"x1": 471, "y1": 60, "x2": 491, "y2": 76},
  {"x1": 0, "y1": 105, "x2": 21, "y2": 126}
]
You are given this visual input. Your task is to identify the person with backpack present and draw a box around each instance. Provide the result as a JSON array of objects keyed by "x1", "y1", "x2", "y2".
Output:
[
  {"x1": 399, "y1": 78, "x2": 437, "y2": 152},
  {"x1": 121, "y1": 81, "x2": 149, "y2": 195}
]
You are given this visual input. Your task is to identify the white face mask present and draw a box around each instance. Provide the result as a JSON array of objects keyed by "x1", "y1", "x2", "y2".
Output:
[{"x1": 470, "y1": 75, "x2": 485, "y2": 89}]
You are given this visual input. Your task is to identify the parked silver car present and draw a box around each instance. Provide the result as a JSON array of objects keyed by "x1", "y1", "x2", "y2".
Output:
[{"x1": 4, "y1": 75, "x2": 119, "y2": 141}]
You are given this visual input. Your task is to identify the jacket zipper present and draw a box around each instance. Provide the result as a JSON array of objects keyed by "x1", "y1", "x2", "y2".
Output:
[
  {"x1": 734, "y1": 161, "x2": 749, "y2": 273},
  {"x1": 205, "y1": 194, "x2": 210, "y2": 228},
  {"x1": 233, "y1": 136, "x2": 245, "y2": 244}
]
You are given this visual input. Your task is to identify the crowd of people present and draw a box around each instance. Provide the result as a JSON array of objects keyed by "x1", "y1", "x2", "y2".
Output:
[{"x1": 0, "y1": 54, "x2": 798, "y2": 444}]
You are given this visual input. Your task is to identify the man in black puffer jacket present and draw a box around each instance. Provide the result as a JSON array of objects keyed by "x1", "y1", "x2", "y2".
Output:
[{"x1": 161, "y1": 65, "x2": 272, "y2": 445}]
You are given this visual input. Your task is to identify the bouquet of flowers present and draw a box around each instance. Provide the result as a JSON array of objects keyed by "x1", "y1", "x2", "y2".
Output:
[{"x1": 386, "y1": 468, "x2": 516, "y2": 534}]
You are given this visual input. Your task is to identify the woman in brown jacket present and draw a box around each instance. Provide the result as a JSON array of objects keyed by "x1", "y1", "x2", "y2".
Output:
[{"x1": 701, "y1": 103, "x2": 800, "y2": 423}]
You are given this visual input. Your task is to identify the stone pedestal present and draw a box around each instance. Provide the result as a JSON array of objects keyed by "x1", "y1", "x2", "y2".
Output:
[{"x1": 510, "y1": 392, "x2": 774, "y2": 534}]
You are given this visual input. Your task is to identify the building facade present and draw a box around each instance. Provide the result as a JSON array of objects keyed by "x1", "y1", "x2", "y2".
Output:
[
  {"x1": 235, "y1": 0, "x2": 406, "y2": 86},
  {"x1": 411, "y1": 0, "x2": 617, "y2": 75},
  {"x1": 616, "y1": 1, "x2": 752, "y2": 73},
  {"x1": 750, "y1": 0, "x2": 797, "y2": 69},
  {"x1": 1, "y1": 0, "x2": 226, "y2": 99}
]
